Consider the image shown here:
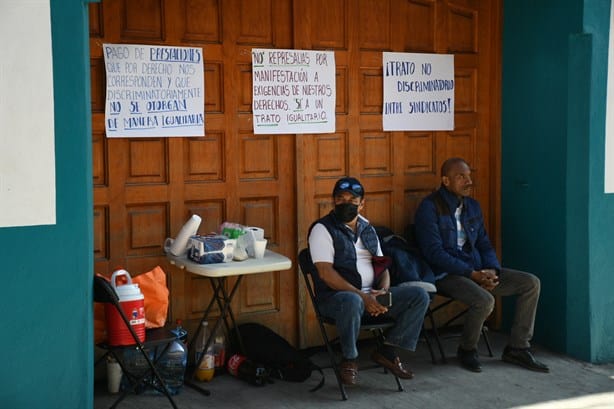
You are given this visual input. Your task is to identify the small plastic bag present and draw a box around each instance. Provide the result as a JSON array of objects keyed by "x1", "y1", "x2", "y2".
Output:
[
  {"x1": 133, "y1": 266, "x2": 169, "y2": 328},
  {"x1": 219, "y1": 222, "x2": 246, "y2": 239}
]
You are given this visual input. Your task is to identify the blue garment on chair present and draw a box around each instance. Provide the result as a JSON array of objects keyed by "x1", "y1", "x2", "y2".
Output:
[{"x1": 376, "y1": 228, "x2": 436, "y2": 287}]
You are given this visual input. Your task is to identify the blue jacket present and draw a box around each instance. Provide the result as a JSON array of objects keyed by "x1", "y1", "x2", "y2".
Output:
[
  {"x1": 308, "y1": 212, "x2": 380, "y2": 299},
  {"x1": 414, "y1": 186, "x2": 500, "y2": 279}
]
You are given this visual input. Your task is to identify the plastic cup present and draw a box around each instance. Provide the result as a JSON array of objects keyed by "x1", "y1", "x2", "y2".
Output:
[
  {"x1": 107, "y1": 358, "x2": 122, "y2": 394},
  {"x1": 253, "y1": 239, "x2": 267, "y2": 259}
]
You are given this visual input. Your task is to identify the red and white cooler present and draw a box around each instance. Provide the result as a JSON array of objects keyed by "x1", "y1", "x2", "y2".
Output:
[{"x1": 104, "y1": 269, "x2": 146, "y2": 346}]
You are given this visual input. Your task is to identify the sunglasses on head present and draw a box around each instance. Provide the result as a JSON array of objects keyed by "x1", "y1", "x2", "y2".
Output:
[{"x1": 337, "y1": 181, "x2": 363, "y2": 195}]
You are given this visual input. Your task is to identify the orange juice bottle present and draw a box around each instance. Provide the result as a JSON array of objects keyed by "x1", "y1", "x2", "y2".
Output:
[
  {"x1": 194, "y1": 322, "x2": 215, "y2": 381},
  {"x1": 195, "y1": 347, "x2": 215, "y2": 381}
]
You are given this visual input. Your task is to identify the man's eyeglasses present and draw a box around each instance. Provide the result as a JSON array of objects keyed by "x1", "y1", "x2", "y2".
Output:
[{"x1": 337, "y1": 181, "x2": 363, "y2": 195}]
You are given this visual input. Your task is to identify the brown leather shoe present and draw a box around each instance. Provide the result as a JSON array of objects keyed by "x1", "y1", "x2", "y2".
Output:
[
  {"x1": 339, "y1": 360, "x2": 358, "y2": 385},
  {"x1": 371, "y1": 351, "x2": 414, "y2": 379}
]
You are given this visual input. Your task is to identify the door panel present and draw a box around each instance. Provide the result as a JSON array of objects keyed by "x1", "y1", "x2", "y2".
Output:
[
  {"x1": 90, "y1": 0, "x2": 297, "y2": 342},
  {"x1": 90, "y1": 0, "x2": 501, "y2": 347},
  {"x1": 294, "y1": 0, "x2": 499, "y2": 347}
]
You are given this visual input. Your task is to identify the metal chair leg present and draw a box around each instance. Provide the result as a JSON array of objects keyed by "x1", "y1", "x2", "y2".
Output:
[
  {"x1": 427, "y1": 308, "x2": 447, "y2": 363},
  {"x1": 317, "y1": 319, "x2": 347, "y2": 400},
  {"x1": 421, "y1": 324, "x2": 438, "y2": 364},
  {"x1": 482, "y1": 326, "x2": 493, "y2": 357}
]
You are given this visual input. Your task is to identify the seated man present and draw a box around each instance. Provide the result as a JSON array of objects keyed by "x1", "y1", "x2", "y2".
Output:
[
  {"x1": 414, "y1": 157, "x2": 549, "y2": 373},
  {"x1": 308, "y1": 177, "x2": 430, "y2": 385}
]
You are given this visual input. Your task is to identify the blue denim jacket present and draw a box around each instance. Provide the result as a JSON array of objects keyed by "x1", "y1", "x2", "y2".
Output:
[{"x1": 414, "y1": 186, "x2": 500, "y2": 279}]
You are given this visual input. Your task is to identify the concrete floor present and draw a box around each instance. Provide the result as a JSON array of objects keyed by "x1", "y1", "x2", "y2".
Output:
[{"x1": 94, "y1": 330, "x2": 614, "y2": 409}]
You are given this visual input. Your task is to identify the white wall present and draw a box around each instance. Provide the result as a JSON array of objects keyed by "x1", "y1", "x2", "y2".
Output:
[{"x1": 0, "y1": 0, "x2": 56, "y2": 227}]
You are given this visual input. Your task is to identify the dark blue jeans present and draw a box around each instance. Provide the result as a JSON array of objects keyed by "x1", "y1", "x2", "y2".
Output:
[{"x1": 317, "y1": 286, "x2": 430, "y2": 360}]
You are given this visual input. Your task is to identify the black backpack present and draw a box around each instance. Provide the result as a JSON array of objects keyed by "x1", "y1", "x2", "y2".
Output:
[{"x1": 231, "y1": 323, "x2": 325, "y2": 390}]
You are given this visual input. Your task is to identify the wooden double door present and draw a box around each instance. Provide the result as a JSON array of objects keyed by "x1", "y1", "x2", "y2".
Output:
[{"x1": 89, "y1": 0, "x2": 500, "y2": 346}]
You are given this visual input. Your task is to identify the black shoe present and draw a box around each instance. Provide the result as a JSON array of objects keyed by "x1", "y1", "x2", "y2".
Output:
[
  {"x1": 457, "y1": 347, "x2": 482, "y2": 372},
  {"x1": 502, "y1": 346, "x2": 550, "y2": 373}
]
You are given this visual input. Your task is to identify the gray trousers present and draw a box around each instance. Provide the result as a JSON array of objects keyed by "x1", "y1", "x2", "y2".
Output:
[{"x1": 435, "y1": 268, "x2": 541, "y2": 350}]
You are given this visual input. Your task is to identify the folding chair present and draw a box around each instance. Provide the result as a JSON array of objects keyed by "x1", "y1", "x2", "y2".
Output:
[
  {"x1": 371, "y1": 224, "x2": 442, "y2": 365},
  {"x1": 420, "y1": 301, "x2": 440, "y2": 365},
  {"x1": 401, "y1": 223, "x2": 493, "y2": 363},
  {"x1": 298, "y1": 249, "x2": 404, "y2": 401},
  {"x1": 424, "y1": 290, "x2": 493, "y2": 363},
  {"x1": 93, "y1": 275, "x2": 179, "y2": 409}
]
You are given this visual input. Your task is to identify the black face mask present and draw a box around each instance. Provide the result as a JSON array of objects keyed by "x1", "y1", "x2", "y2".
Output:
[{"x1": 334, "y1": 202, "x2": 359, "y2": 223}]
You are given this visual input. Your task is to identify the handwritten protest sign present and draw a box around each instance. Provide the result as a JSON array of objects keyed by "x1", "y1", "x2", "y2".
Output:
[
  {"x1": 252, "y1": 48, "x2": 335, "y2": 134},
  {"x1": 103, "y1": 44, "x2": 204, "y2": 137},
  {"x1": 383, "y1": 52, "x2": 454, "y2": 131}
]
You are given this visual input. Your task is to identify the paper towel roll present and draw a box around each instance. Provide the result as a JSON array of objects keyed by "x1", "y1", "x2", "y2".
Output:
[
  {"x1": 169, "y1": 214, "x2": 202, "y2": 256},
  {"x1": 246, "y1": 227, "x2": 264, "y2": 241},
  {"x1": 244, "y1": 227, "x2": 264, "y2": 257}
]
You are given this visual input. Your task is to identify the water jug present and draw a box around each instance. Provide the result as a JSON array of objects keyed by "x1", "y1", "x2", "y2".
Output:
[
  {"x1": 105, "y1": 269, "x2": 145, "y2": 346},
  {"x1": 155, "y1": 339, "x2": 187, "y2": 395}
]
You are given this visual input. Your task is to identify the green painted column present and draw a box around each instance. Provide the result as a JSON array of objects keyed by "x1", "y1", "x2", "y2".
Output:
[
  {"x1": 0, "y1": 1, "x2": 94, "y2": 407},
  {"x1": 503, "y1": 0, "x2": 614, "y2": 363}
]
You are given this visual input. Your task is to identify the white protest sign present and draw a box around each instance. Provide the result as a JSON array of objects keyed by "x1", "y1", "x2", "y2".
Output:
[
  {"x1": 383, "y1": 52, "x2": 454, "y2": 131},
  {"x1": 104, "y1": 44, "x2": 204, "y2": 137},
  {"x1": 252, "y1": 48, "x2": 335, "y2": 134}
]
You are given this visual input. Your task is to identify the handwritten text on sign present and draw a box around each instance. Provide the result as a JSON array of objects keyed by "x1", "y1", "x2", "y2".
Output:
[
  {"x1": 252, "y1": 48, "x2": 335, "y2": 134},
  {"x1": 383, "y1": 52, "x2": 454, "y2": 131},
  {"x1": 103, "y1": 44, "x2": 204, "y2": 137}
]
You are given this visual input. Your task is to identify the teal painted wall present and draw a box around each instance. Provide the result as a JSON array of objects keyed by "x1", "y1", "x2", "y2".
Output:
[
  {"x1": 502, "y1": 0, "x2": 581, "y2": 354},
  {"x1": 581, "y1": 0, "x2": 614, "y2": 363},
  {"x1": 503, "y1": 0, "x2": 614, "y2": 362},
  {"x1": 0, "y1": 1, "x2": 94, "y2": 408}
]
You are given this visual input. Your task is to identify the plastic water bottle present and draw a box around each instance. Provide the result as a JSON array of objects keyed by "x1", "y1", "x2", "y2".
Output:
[
  {"x1": 226, "y1": 354, "x2": 269, "y2": 386},
  {"x1": 120, "y1": 347, "x2": 152, "y2": 393},
  {"x1": 172, "y1": 319, "x2": 188, "y2": 346},
  {"x1": 194, "y1": 321, "x2": 215, "y2": 381},
  {"x1": 156, "y1": 338, "x2": 187, "y2": 395},
  {"x1": 212, "y1": 329, "x2": 227, "y2": 374},
  {"x1": 194, "y1": 321, "x2": 206, "y2": 366}
]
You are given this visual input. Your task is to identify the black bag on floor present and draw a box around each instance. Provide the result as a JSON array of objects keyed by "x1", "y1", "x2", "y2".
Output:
[{"x1": 231, "y1": 323, "x2": 325, "y2": 391}]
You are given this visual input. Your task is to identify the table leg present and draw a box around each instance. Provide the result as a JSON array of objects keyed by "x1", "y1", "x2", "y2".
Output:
[
  {"x1": 209, "y1": 277, "x2": 233, "y2": 339},
  {"x1": 210, "y1": 276, "x2": 246, "y2": 354},
  {"x1": 187, "y1": 292, "x2": 218, "y2": 353},
  {"x1": 184, "y1": 275, "x2": 245, "y2": 395},
  {"x1": 184, "y1": 279, "x2": 226, "y2": 396}
]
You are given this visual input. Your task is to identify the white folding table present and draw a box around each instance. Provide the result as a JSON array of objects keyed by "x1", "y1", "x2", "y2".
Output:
[{"x1": 167, "y1": 250, "x2": 292, "y2": 394}]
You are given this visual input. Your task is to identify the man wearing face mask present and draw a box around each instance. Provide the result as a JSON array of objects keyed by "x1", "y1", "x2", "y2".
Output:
[{"x1": 308, "y1": 177, "x2": 430, "y2": 386}]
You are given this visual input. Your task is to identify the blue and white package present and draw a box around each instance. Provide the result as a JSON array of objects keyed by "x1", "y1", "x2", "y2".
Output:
[{"x1": 188, "y1": 235, "x2": 235, "y2": 264}]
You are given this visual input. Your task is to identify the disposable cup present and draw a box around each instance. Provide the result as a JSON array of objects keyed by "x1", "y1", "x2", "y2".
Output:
[
  {"x1": 107, "y1": 358, "x2": 122, "y2": 394},
  {"x1": 253, "y1": 239, "x2": 267, "y2": 259}
]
